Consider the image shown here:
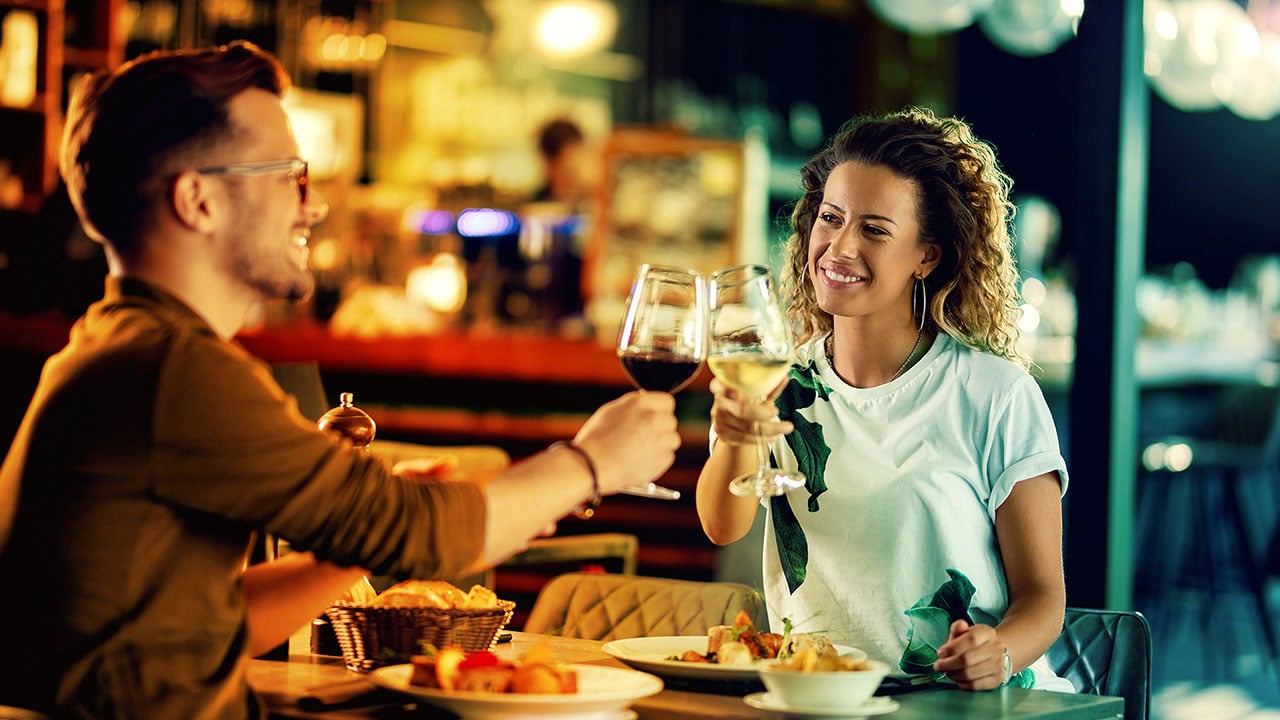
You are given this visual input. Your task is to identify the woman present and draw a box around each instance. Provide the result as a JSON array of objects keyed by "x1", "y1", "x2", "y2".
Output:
[{"x1": 696, "y1": 107, "x2": 1071, "y2": 692}]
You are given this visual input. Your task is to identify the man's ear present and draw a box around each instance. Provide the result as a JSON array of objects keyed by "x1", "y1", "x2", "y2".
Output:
[
  {"x1": 171, "y1": 171, "x2": 218, "y2": 235},
  {"x1": 918, "y1": 241, "x2": 942, "y2": 279}
]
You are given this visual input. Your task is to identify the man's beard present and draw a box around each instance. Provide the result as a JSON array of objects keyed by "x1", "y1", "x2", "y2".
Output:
[{"x1": 223, "y1": 202, "x2": 315, "y2": 303}]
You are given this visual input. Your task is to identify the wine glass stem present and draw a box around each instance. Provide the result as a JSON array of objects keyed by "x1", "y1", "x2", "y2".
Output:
[{"x1": 755, "y1": 431, "x2": 770, "y2": 474}]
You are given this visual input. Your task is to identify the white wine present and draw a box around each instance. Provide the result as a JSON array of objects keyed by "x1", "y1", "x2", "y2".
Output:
[{"x1": 708, "y1": 354, "x2": 791, "y2": 399}]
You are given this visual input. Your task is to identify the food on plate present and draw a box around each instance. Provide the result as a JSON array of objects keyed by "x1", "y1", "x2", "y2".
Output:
[
  {"x1": 775, "y1": 645, "x2": 874, "y2": 672},
  {"x1": 370, "y1": 579, "x2": 500, "y2": 610},
  {"x1": 409, "y1": 642, "x2": 578, "y2": 694},
  {"x1": 670, "y1": 611, "x2": 847, "y2": 667},
  {"x1": 509, "y1": 663, "x2": 578, "y2": 694},
  {"x1": 671, "y1": 610, "x2": 787, "y2": 666},
  {"x1": 779, "y1": 629, "x2": 838, "y2": 661}
]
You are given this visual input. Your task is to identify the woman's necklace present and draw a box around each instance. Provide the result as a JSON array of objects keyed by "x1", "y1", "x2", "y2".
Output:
[{"x1": 825, "y1": 326, "x2": 925, "y2": 383}]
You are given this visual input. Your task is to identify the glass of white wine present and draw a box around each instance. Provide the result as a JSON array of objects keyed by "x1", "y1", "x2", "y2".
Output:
[{"x1": 708, "y1": 264, "x2": 805, "y2": 498}]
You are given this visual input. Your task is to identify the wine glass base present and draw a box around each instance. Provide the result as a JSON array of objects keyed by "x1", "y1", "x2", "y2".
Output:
[
  {"x1": 618, "y1": 482, "x2": 681, "y2": 500},
  {"x1": 729, "y1": 469, "x2": 806, "y2": 498}
]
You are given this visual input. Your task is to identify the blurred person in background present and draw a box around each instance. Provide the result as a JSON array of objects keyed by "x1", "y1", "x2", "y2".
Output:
[
  {"x1": 696, "y1": 107, "x2": 1071, "y2": 693},
  {"x1": 534, "y1": 117, "x2": 590, "y2": 207},
  {"x1": 0, "y1": 41, "x2": 679, "y2": 718},
  {"x1": 518, "y1": 117, "x2": 597, "y2": 327}
]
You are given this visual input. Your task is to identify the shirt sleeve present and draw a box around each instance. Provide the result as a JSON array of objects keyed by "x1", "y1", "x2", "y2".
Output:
[
  {"x1": 984, "y1": 373, "x2": 1069, "y2": 520},
  {"x1": 148, "y1": 330, "x2": 485, "y2": 580}
]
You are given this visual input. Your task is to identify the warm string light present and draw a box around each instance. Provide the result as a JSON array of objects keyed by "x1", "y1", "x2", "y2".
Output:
[
  {"x1": 0, "y1": 10, "x2": 39, "y2": 108},
  {"x1": 862, "y1": 0, "x2": 1084, "y2": 54},
  {"x1": 406, "y1": 254, "x2": 468, "y2": 314},
  {"x1": 861, "y1": 0, "x2": 1280, "y2": 121},
  {"x1": 304, "y1": 16, "x2": 387, "y2": 71},
  {"x1": 532, "y1": 0, "x2": 618, "y2": 57},
  {"x1": 1146, "y1": 0, "x2": 1280, "y2": 120}
]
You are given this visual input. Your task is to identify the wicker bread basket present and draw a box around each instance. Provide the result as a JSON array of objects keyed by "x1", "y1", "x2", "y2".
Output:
[{"x1": 325, "y1": 599, "x2": 516, "y2": 672}]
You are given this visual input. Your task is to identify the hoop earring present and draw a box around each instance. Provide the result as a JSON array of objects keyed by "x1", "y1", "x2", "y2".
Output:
[{"x1": 913, "y1": 277, "x2": 927, "y2": 332}]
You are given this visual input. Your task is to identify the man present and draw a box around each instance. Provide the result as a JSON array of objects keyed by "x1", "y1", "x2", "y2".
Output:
[{"x1": 0, "y1": 41, "x2": 679, "y2": 718}]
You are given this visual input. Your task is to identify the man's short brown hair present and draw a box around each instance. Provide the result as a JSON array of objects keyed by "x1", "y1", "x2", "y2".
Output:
[{"x1": 60, "y1": 40, "x2": 289, "y2": 256}]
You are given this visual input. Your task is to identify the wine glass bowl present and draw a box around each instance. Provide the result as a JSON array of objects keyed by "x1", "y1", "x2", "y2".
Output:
[
  {"x1": 707, "y1": 264, "x2": 805, "y2": 498},
  {"x1": 617, "y1": 264, "x2": 708, "y2": 393}
]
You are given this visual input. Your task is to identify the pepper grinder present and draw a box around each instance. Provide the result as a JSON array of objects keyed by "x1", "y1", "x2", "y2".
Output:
[
  {"x1": 317, "y1": 392, "x2": 376, "y2": 449},
  {"x1": 311, "y1": 392, "x2": 376, "y2": 656}
]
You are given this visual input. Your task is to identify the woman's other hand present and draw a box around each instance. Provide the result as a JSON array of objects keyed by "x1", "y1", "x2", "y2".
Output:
[{"x1": 933, "y1": 619, "x2": 1009, "y2": 691}]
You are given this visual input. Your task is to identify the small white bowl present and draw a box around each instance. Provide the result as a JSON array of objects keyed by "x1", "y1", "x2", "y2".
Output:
[{"x1": 755, "y1": 658, "x2": 891, "y2": 711}]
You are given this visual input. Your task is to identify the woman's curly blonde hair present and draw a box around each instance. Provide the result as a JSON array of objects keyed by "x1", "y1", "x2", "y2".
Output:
[{"x1": 781, "y1": 106, "x2": 1029, "y2": 368}]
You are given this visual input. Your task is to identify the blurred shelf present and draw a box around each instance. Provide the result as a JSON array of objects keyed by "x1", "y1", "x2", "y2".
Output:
[
  {"x1": 63, "y1": 46, "x2": 111, "y2": 68},
  {"x1": 0, "y1": 0, "x2": 51, "y2": 13},
  {"x1": 0, "y1": 193, "x2": 44, "y2": 214},
  {"x1": 238, "y1": 323, "x2": 714, "y2": 390},
  {"x1": 0, "y1": 93, "x2": 50, "y2": 114},
  {"x1": 5, "y1": 315, "x2": 1272, "y2": 392},
  {"x1": 362, "y1": 404, "x2": 709, "y2": 447},
  {"x1": 0, "y1": 312, "x2": 72, "y2": 350}
]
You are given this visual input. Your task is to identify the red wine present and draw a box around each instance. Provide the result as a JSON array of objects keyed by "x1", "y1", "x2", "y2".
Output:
[{"x1": 620, "y1": 352, "x2": 702, "y2": 392}]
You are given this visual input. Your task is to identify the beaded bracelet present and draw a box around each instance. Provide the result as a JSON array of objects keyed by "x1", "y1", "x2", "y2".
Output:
[{"x1": 550, "y1": 440, "x2": 601, "y2": 519}]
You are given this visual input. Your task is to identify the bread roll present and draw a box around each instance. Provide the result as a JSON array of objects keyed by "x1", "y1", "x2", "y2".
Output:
[
  {"x1": 338, "y1": 576, "x2": 378, "y2": 604},
  {"x1": 463, "y1": 584, "x2": 499, "y2": 609},
  {"x1": 373, "y1": 580, "x2": 468, "y2": 609}
]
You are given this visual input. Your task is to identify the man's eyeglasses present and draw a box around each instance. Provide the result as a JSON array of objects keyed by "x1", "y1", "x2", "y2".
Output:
[{"x1": 196, "y1": 159, "x2": 309, "y2": 203}]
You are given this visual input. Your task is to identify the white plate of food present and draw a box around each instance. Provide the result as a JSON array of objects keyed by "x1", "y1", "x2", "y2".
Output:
[
  {"x1": 369, "y1": 663, "x2": 663, "y2": 719},
  {"x1": 599, "y1": 636, "x2": 861, "y2": 682}
]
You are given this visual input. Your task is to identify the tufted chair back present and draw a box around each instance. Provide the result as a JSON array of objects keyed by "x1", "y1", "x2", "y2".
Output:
[
  {"x1": 522, "y1": 572, "x2": 765, "y2": 641},
  {"x1": 1047, "y1": 608, "x2": 1152, "y2": 720}
]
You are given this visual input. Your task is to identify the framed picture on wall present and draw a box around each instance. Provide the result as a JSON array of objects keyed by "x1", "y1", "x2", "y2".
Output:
[{"x1": 584, "y1": 128, "x2": 749, "y2": 306}]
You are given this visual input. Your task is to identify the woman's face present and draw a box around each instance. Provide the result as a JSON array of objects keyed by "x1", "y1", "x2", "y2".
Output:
[{"x1": 806, "y1": 161, "x2": 937, "y2": 324}]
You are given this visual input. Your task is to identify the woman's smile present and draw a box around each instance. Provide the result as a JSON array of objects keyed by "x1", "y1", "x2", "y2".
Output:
[{"x1": 819, "y1": 264, "x2": 866, "y2": 286}]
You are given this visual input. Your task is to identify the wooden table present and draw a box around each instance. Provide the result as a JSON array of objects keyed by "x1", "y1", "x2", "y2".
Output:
[{"x1": 249, "y1": 632, "x2": 1125, "y2": 719}]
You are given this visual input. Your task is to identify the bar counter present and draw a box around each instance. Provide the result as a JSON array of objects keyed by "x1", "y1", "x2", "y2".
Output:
[{"x1": 249, "y1": 632, "x2": 1124, "y2": 719}]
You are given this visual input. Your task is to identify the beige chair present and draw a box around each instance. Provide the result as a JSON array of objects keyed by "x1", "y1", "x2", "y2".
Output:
[
  {"x1": 523, "y1": 571, "x2": 765, "y2": 640},
  {"x1": 499, "y1": 532, "x2": 638, "y2": 575}
]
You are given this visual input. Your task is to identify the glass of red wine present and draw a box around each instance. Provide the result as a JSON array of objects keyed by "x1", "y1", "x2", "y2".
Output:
[{"x1": 614, "y1": 264, "x2": 708, "y2": 500}]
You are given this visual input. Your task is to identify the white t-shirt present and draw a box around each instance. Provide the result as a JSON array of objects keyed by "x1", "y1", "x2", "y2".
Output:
[{"x1": 760, "y1": 333, "x2": 1073, "y2": 691}]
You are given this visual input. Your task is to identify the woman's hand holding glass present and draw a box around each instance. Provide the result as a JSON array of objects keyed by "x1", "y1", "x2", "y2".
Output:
[
  {"x1": 707, "y1": 377, "x2": 794, "y2": 448},
  {"x1": 707, "y1": 264, "x2": 805, "y2": 498}
]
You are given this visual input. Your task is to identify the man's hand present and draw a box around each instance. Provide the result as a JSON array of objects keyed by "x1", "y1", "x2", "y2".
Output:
[{"x1": 573, "y1": 391, "x2": 681, "y2": 495}]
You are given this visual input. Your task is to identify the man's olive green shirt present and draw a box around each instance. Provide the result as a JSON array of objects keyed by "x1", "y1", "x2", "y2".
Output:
[{"x1": 0, "y1": 277, "x2": 486, "y2": 718}]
